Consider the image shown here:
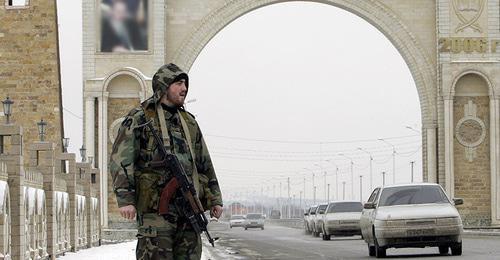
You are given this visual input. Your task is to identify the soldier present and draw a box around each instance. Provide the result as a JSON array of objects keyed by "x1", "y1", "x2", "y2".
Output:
[{"x1": 110, "y1": 63, "x2": 223, "y2": 259}]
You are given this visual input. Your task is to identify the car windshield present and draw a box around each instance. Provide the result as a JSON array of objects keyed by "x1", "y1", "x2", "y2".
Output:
[
  {"x1": 309, "y1": 207, "x2": 317, "y2": 214},
  {"x1": 327, "y1": 202, "x2": 363, "y2": 213},
  {"x1": 378, "y1": 185, "x2": 450, "y2": 207},
  {"x1": 246, "y1": 214, "x2": 262, "y2": 219},
  {"x1": 231, "y1": 215, "x2": 244, "y2": 220}
]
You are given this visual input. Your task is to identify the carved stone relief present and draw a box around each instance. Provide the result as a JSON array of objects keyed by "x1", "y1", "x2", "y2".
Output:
[{"x1": 455, "y1": 100, "x2": 487, "y2": 161}]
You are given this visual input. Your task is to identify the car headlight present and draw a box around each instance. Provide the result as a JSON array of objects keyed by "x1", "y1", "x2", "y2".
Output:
[{"x1": 437, "y1": 217, "x2": 461, "y2": 225}]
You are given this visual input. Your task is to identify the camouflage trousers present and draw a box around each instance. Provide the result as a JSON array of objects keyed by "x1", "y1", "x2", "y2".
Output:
[{"x1": 136, "y1": 213, "x2": 202, "y2": 260}]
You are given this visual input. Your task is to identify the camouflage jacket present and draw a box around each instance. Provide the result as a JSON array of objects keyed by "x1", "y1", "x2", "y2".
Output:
[{"x1": 109, "y1": 97, "x2": 223, "y2": 214}]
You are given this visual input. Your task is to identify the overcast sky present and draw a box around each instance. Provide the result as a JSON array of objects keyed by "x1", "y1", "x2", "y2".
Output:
[{"x1": 57, "y1": 1, "x2": 422, "y2": 205}]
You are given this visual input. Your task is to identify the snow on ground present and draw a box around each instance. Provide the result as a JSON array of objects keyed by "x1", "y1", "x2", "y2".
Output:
[
  {"x1": 59, "y1": 241, "x2": 137, "y2": 260},
  {"x1": 58, "y1": 240, "x2": 214, "y2": 260}
]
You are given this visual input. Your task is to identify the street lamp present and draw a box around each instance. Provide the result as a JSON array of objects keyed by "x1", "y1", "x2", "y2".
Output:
[
  {"x1": 405, "y1": 125, "x2": 421, "y2": 134},
  {"x1": 325, "y1": 159, "x2": 339, "y2": 200},
  {"x1": 357, "y1": 147, "x2": 373, "y2": 192},
  {"x1": 62, "y1": 138, "x2": 69, "y2": 153},
  {"x1": 339, "y1": 153, "x2": 354, "y2": 200},
  {"x1": 381, "y1": 171, "x2": 386, "y2": 186},
  {"x1": 2, "y1": 97, "x2": 14, "y2": 125},
  {"x1": 80, "y1": 145, "x2": 87, "y2": 162},
  {"x1": 378, "y1": 138, "x2": 396, "y2": 184},
  {"x1": 303, "y1": 167, "x2": 315, "y2": 203},
  {"x1": 37, "y1": 119, "x2": 47, "y2": 142},
  {"x1": 359, "y1": 175, "x2": 363, "y2": 202},
  {"x1": 342, "y1": 181, "x2": 346, "y2": 200},
  {"x1": 314, "y1": 163, "x2": 327, "y2": 203}
]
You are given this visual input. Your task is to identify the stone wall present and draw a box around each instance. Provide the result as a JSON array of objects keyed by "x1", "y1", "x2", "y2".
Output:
[
  {"x1": 0, "y1": 0, "x2": 64, "y2": 155},
  {"x1": 454, "y1": 96, "x2": 491, "y2": 226}
]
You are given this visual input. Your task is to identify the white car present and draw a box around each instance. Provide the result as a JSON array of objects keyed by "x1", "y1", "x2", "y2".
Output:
[
  {"x1": 312, "y1": 204, "x2": 328, "y2": 237},
  {"x1": 321, "y1": 201, "x2": 363, "y2": 240},
  {"x1": 244, "y1": 213, "x2": 265, "y2": 230},
  {"x1": 360, "y1": 183, "x2": 463, "y2": 258},
  {"x1": 305, "y1": 205, "x2": 317, "y2": 234},
  {"x1": 229, "y1": 215, "x2": 246, "y2": 228}
]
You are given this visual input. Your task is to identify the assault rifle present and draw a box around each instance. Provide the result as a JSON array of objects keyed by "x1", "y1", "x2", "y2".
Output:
[{"x1": 145, "y1": 121, "x2": 218, "y2": 247}]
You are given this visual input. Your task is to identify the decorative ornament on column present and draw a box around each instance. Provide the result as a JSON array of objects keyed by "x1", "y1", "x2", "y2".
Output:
[
  {"x1": 452, "y1": 0, "x2": 485, "y2": 33},
  {"x1": 455, "y1": 100, "x2": 487, "y2": 162}
]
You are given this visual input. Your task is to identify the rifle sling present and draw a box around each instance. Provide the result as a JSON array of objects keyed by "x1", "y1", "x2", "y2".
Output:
[{"x1": 155, "y1": 105, "x2": 201, "y2": 196}]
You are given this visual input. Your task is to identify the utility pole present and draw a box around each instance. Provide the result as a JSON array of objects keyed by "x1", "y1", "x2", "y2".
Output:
[
  {"x1": 410, "y1": 161, "x2": 415, "y2": 183},
  {"x1": 313, "y1": 186, "x2": 317, "y2": 205},
  {"x1": 359, "y1": 175, "x2": 363, "y2": 202},
  {"x1": 303, "y1": 176, "x2": 306, "y2": 207},
  {"x1": 382, "y1": 171, "x2": 386, "y2": 186},
  {"x1": 299, "y1": 191, "x2": 303, "y2": 213},
  {"x1": 287, "y1": 177, "x2": 291, "y2": 219},
  {"x1": 327, "y1": 183, "x2": 330, "y2": 203},
  {"x1": 358, "y1": 148, "x2": 373, "y2": 192},
  {"x1": 379, "y1": 138, "x2": 396, "y2": 184},
  {"x1": 323, "y1": 171, "x2": 327, "y2": 202},
  {"x1": 342, "y1": 182, "x2": 346, "y2": 200},
  {"x1": 339, "y1": 153, "x2": 354, "y2": 200}
]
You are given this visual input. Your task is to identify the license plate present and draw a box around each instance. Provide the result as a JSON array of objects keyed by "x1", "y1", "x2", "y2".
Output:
[{"x1": 407, "y1": 229, "x2": 435, "y2": 236}]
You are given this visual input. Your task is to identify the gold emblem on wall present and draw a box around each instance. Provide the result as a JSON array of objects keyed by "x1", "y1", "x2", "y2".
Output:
[
  {"x1": 455, "y1": 100, "x2": 486, "y2": 162},
  {"x1": 452, "y1": 0, "x2": 485, "y2": 34}
]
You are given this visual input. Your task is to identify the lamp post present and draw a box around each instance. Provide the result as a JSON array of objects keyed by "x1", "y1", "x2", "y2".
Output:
[
  {"x1": 2, "y1": 97, "x2": 14, "y2": 125},
  {"x1": 342, "y1": 181, "x2": 346, "y2": 200},
  {"x1": 339, "y1": 153, "x2": 354, "y2": 200},
  {"x1": 359, "y1": 175, "x2": 363, "y2": 202},
  {"x1": 382, "y1": 171, "x2": 386, "y2": 186},
  {"x1": 62, "y1": 138, "x2": 69, "y2": 153},
  {"x1": 379, "y1": 138, "x2": 396, "y2": 184},
  {"x1": 410, "y1": 161, "x2": 415, "y2": 183},
  {"x1": 357, "y1": 147, "x2": 373, "y2": 191},
  {"x1": 80, "y1": 145, "x2": 87, "y2": 162},
  {"x1": 37, "y1": 119, "x2": 47, "y2": 142},
  {"x1": 303, "y1": 167, "x2": 315, "y2": 204},
  {"x1": 325, "y1": 159, "x2": 339, "y2": 200},
  {"x1": 314, "y1": 163, "x2": 327, "y2": 204}
]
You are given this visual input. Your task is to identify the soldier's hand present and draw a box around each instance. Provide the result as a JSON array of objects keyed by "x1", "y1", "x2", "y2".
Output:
[
  {"x1": 210, "y1": 205, "x2": 223, "y2": 219},
  {"x1": 119, "y1": 205, "x2": 136, "y2": 220}
]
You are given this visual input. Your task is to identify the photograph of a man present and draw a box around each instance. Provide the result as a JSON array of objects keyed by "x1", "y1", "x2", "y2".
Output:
[{"x1": 100, "y1": 0, "x2": 148, "y2": 52}]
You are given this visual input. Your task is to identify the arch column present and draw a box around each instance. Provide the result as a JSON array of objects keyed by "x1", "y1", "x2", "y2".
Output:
[
  {"x1": 424, "y1": 123, "x2": 438, "y2": 183},
  {"x1": 84, "y1": 95, "x2": 95, "y2": 161},
  {"x1": 97, "y1": 92, "x2": 109, "y2": 227},
  {"x1": 444, "y1": 95, "x2": 454, "y2": 197},
  {"x1": 490, "y1": 96, "x2": 500, "y2": 225}
]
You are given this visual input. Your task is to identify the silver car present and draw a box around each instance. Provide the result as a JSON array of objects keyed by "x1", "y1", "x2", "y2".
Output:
[
  {"x1": 244, "y1": 213, "x2": 265, "y2": 230},
  {"x1": 229, "y1": 215, "x2": 246, "y2": 228},
  {"x1": 360, "y1": 183, "x2": 463, "y2": 258},
  {"x1": 321, "y1": 201, "x2": 363, "y2": 240},
  {"x1": 305, "y1": 205, "x2": 317, "y2": 235},
  {"x1": 312, "y1": 204, "x2": 328, "y2": 237}
]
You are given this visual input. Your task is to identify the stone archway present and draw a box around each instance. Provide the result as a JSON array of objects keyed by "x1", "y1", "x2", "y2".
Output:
[{"x1": 169, "y1": 0, "x2": 437, "y2": 181}]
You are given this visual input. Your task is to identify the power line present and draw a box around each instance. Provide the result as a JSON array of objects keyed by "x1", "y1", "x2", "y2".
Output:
[
  {"x1": 205, "y1": 133, "x2": 420, "y2": 144},
  {"x1": 63, "y1": 106, "x2": 83, "y2": 120}
]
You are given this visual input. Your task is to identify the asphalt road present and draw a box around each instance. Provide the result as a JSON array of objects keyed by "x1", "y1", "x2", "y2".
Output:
[{"x1": 203, "y1": 222, "x2": 500, "y2": 259}]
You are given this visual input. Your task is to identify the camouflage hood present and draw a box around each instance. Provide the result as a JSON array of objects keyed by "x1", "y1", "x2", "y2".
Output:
[{"x1": 152, "y1": 63, "x2": 189, "y2": 100}]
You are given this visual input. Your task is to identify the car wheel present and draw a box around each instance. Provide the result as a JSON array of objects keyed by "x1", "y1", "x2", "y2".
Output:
[
  {"x1": 438, "y1": 246, "x2": 449, "y2": 255},
  {"x1": 368, "y1": 245, "x2": 375, "y2": 257},
  {"x1": 451, "y1": 242, "x2": 462, "y2": 256},
  {"x1": 322, "y1": 234, "x2": 331, "y2": 241},
  {"x1": 374, "y1": 235, "x2": 386, "y2": 258},
  {"x1": 245, "y1": 227, "x2": 248, "y2": 230},
  {"x1": 230, "y1": 225, "x2": 232, "y2": 229},
  {"x1": 261, "y1": 226, "x2": 264, "y2": 230}
]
